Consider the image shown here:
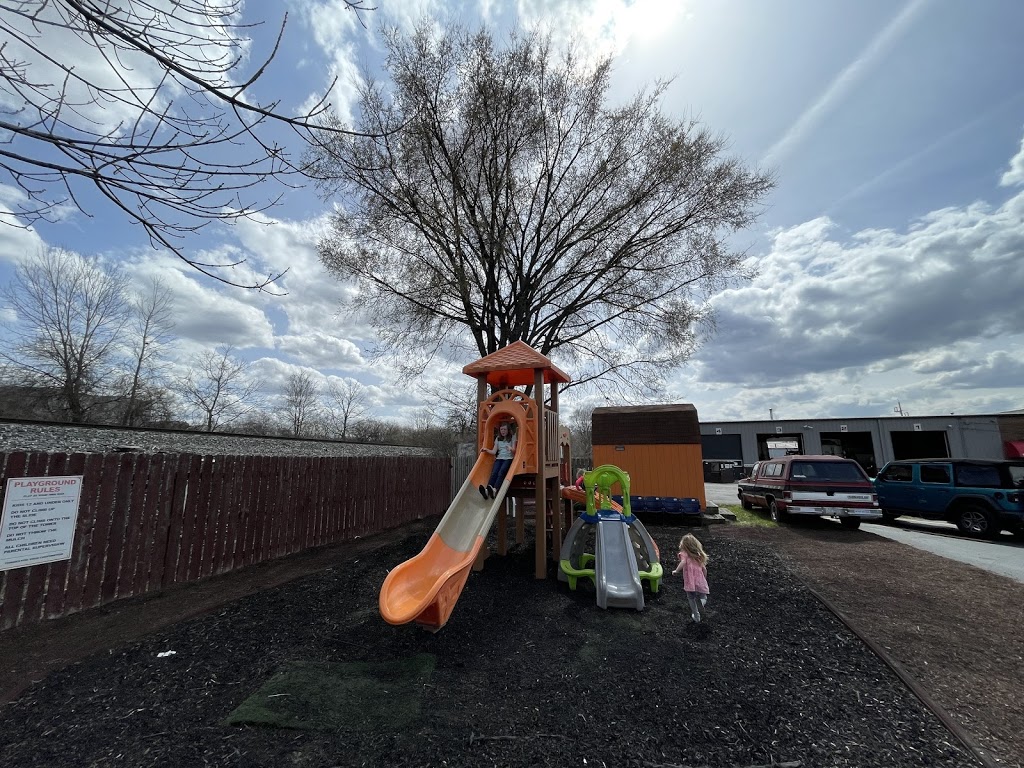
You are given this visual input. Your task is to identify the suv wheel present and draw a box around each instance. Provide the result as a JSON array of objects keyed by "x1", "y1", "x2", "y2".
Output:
[
  {"x1": 839, "y1": 517, "x2": 862, "y2": 530},
  {"x1": 768, "y1": 499, "x2": 788, "y2": 523},
  {"x1": 955, "y1": 504, "x2": 998, "y2": 539}
]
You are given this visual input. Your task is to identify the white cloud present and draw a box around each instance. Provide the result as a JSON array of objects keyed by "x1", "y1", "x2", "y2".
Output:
[
  {"x1": 931, "y1": 350, "x2": 1024, "y2": 389},
  {"x1": 683, "y1": 186, "x2": 1024, "y2": 418},
  {"x1": 294, "y1": 0, "x2": 371, "y2": 124},
  {"x1": 512, "y1": 0, "x2": 689, "y2": 59},
  {"x1": 119, "y1": 250, "x2": 276, "y2": 349},
  {"x1": 275, "y1": 332, "x2": 364, "y2": 369},
  {"x1": 225, "y1": 213, "x2": 368, "y2": 338},
  {"x1": 0, "y1": 194, "x2": 45, "y2": 266},
  {"x1": 1001, "y1": 129, "x2": 1024, "y2": 187}
]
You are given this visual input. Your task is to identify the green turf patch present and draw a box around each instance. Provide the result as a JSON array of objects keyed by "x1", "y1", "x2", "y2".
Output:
[{"x1": 223, "y1": 654, "x2": 436, "y2": 732}]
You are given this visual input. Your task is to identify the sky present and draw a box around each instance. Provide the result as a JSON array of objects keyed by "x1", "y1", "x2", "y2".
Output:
[{"x1": 2, "y1": 0, "x2": 1023, "y2": 427}]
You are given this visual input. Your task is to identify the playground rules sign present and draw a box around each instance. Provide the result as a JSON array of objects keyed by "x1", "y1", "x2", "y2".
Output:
[{"x1": 0, "y1": 476, "x2": 83, "y2": 571}]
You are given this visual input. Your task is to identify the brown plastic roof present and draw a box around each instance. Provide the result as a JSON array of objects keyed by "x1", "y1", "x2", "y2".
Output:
[{"x1": 462, "y1": 340, "x2": 571, "y2": 386}]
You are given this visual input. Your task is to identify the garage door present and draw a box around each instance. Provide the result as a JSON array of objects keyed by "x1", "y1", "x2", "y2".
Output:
[{"x1": 701, "y1": 434, "x2": 743, "y2": 461}]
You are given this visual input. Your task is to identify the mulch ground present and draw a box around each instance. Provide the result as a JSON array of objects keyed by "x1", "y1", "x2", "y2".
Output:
[{"x1": 0, "y1": 515, "x2": 1021, "y2": 768}]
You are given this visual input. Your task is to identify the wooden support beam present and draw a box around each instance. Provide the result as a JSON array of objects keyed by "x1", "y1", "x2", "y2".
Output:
[
  {"x1": 549, "y1": 476, "x2": 562, "y2": 561},
  {"x1": 516, "y1": 497, "x2": 525, "y2": 544},
  {"x1": 497, "y1": 498, "x2": 508, "y2": 556},
  {"x1": 534, "y1": 367, "x2": 546, "y2": 579}
]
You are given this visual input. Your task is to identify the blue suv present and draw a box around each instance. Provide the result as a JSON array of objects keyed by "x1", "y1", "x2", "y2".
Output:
[{"x1": 873, "y1": 459, "x2": 1024, "y2": 538}]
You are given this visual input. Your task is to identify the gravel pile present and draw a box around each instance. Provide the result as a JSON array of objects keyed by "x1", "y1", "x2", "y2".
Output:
[{"x1": 0, "y1": 422, "x2": 431, "y2": 458}]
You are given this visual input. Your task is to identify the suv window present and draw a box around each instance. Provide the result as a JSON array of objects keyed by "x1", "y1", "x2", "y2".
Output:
[
  {"x1": 880, "y1": 465, "x2": 913, "y2": 482},
  {"x1": 790, "y1": 460, "x2": 865, "y2": 482},
  {"x1": 921, "y1": 464, "x2": 951, "y2": 484},
  {"x1": 1010, "y1": 466, "x2": 1024, "y2": 488},
  {"x1": 956, "y1": 464, "x2": 1002, "y2": 488}
]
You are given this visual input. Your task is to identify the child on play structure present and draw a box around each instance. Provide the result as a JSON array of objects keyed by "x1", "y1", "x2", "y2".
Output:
[
  {"x1": 672, "y1": 533, "x2": 710, "y2": 623},
  {"x1": 574, "y1": 468, "x2": 587, "y2": 489},
  {"x1": 479, "y1": 421, "x2": 517, "y2": 499}
]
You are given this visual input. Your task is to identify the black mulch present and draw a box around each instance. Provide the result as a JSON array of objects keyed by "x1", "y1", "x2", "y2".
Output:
[{"x1": 0, "y1": 522, "x2": 978, "y2": 767}]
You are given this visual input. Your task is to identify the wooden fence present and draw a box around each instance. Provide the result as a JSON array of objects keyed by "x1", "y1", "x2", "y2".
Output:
[{"x1": 0, "y1": 451, "x2": 450, "y2": 632}]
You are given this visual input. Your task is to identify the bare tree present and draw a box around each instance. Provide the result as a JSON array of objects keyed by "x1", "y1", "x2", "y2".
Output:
[
  {"x1": 118, "y1": 276, "x2": 175, "y2": 426},
  {"x1": 175, "y1": 345, "x2": 263, "y2": 431},
  {"x1": 322, "y1": 377, "x2": 369, "y2": 438},
  {"x1": 309, "y1": 24, "x2": 774, "y2": 396},
  {"x1": 0, "y1": 246, "x2": 130, "y2": 422},
  {"x1": 566, "y1": 403, "x2": 595, "y2": 467},
  {"x1": 227, "y1": 411, "x2": 279, "y2": 436},
  {"x1": 348, "y1": 416, "x2": 403, "y2": 445},
  {"x1": 0, "y1": 0, "x2": 376, "y2": 289},
  {"x1": 423, "y1": 381, "x2": 477, "y2": 438},
  {"x1": 281, "y1": 370, "x2": 320, "y2": 437},
  {"x1": 406, "y1": 407, "x2": 463, "y2": 457}
]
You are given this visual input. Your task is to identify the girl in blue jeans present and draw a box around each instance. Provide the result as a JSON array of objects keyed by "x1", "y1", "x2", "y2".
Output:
[{"x1": 479, "y1": 422, "x2": 517, "y2": 499}]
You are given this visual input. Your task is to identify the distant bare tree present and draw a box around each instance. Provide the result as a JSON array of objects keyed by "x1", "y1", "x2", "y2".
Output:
[
  {"x1": 323, "y1": 378, "x2": 369, "y2": 438},
  {"x1": 175, "y1": 346, "x2": 263, "y2": 431},
  {"x1": 1, "y1": 0, "x2": 377, "y2": 288},
  {"x1": 424, "y1": 382, "x2": 478, "y2": 438},
  {"x1": 227, "y1": 411, "x2": 280, "y2": 436},
  {"x1": 406, "y1": 407, "x2": 462, "y2": 457},
  {"x1": 566, "y1": 403, "x2": 595, "y2": 466},
  {"x1": 348, "y1": 417, "x2": 403, "y2": 445},
  {"x1": 281, "y1": 371, "x2": 320, "y2": 436},
  {"x1": 118, "y1": 277, "x2": 176, "y2": 426},
  {"x1": 0, "y1": 246, "x2": 130, "y2": 422}
]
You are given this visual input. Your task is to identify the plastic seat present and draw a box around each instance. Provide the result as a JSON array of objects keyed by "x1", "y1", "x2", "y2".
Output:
[{"x1": 680, "y1": 498, "x2": 702, "y2": 516}]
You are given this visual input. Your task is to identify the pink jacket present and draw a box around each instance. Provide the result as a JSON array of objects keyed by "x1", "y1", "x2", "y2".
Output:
[{"x1": 674, "y1": 552, "x2": 709, "y2": 594}]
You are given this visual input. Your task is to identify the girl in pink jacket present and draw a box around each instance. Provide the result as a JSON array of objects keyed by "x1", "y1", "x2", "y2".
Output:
[{"x1": 672, "y1": 534, "x2": 710, "y2": 622}]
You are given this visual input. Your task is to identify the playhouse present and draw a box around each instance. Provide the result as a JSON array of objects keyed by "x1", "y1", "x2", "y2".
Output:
[{"x1": 592, "y1": 404, "x2": 707, "y2": 515}]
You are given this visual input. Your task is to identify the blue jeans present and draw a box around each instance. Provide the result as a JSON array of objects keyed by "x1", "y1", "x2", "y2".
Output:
[{"x1": 488, "y1": 459, "x2": 512, "y2": 489}]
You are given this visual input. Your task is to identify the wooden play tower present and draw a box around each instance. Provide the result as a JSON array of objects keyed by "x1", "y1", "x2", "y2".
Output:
[{"x1": 462, "y1": 341, "x2": 572, "y2": 579}]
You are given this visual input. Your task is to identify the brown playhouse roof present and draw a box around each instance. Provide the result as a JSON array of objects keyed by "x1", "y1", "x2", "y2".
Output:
[{"x1": 462, "y1": 340, "x2": 571, "y2": 387}]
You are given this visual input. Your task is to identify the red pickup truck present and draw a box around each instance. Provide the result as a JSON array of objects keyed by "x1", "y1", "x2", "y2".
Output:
[{"x1": 737, "y1": 455, "x2": 881, "y2": 529}]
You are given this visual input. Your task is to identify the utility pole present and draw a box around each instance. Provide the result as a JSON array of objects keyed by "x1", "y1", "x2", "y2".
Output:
[
  {"x1": 769, "y1": 408, "x2": 774, "y2": 421},
  {"x1": 894, "y1": 400, "x2": 908, "y2": 417}
]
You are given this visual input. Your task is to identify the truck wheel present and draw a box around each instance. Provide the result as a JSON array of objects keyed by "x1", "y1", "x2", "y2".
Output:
[
  {"x1": 839, "y1": 517, "x2": 862, "y2": 530},
  {"x1": 768, "y1": 499, "x2": 788, "y2": 523},
  {"x1": 955, "y1": 505, "x2": 997, "y2": 539}
]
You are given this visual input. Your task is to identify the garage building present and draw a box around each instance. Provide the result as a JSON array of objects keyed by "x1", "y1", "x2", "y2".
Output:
[{"x1": 700, "y1": 410, "x2": 1024, "y2": 476}]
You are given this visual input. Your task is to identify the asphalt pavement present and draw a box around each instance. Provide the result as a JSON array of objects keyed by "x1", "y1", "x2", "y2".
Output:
[{"x1": 705, "y1": 482, "x2": 1024, "y2": 585}]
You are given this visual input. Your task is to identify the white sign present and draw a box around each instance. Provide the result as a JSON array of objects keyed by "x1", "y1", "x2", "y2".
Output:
[
  {"x1": 913, "y1": 423, "x2": 922, "y2": 432},
  {"x1": 840, "y1": 425, "x2": 848, "y2": 433},
  {"x1": 0, "y1": 476, "x2": 83, "y2": 571},
  {"x1": 776, "y1": 426, "x2": 783, "y2": 434},
  {"x1": 715, "y1": 427, "x2": 722, "y2": 435}
]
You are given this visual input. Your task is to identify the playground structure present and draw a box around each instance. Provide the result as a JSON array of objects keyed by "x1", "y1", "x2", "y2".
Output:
[
  {"x1": 558, "y1": 465, "x2": 664, "y2": 610},
  {"x1": 378, "y1": 342, "x2": 665, "y2": 631}
]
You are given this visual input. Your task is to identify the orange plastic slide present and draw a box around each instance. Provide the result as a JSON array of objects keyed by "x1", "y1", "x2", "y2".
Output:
[{"x1": 379, "y1": 443, "x2": 521, "y2": 632}]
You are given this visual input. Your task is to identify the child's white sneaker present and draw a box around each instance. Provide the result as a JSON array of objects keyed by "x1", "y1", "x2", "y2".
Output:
[{"x1": 691, "y1": 612, "x2": 700, "y2": 623}]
